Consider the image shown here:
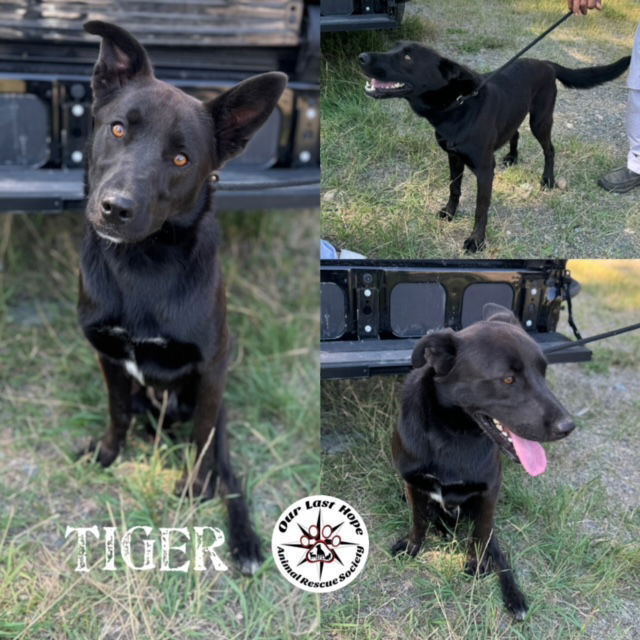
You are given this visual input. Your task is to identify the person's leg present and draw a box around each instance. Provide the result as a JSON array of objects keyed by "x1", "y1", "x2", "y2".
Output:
[
  {"x1": 599, "y1": 24, "x2": 640, "y2": 193},
  {"x1": 627, "y1": 88, "x2": 640, "y2": 174}
]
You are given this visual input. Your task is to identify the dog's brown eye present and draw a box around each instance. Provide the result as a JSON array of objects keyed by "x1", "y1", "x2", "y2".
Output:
[
  {"x1": 404, "y1": 53, "x2": 412, "y2": 62},
  {"x1": 173, "y1": 153, "x2": 189, "y2": 167},
  {"x1": 111, "y1": 122, "x2": 125, "y2": 138},
  {"x1": 503, "y1": 376, "x2": 515, "y2": 385}
]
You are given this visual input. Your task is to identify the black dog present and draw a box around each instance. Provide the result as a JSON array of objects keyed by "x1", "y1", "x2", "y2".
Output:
[
  {"x1": 391, "y1": 303, "x2": 575, "y2": 619},
  {"x1": 77, "y1": 21, "x2": 286, "y2": 575},
  {"x1": 359, "y1": 42, "x2": 630, "y2": 252}
]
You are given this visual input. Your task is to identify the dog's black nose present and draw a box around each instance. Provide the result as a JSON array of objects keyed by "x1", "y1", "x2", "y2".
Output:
[
  {"x1": 358, "y1": 53, "x2": 370, "y2": 66},
  {"x1": 101, "y1": 196, "x2": 134, "y2": 223},
  {"x1": 553, "y1": 417, "x2": 576, "y2": 438}
]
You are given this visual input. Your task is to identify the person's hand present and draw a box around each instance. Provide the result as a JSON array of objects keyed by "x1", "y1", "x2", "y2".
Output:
[{"x1": 567, "y1": 0, "x2": 602, "y2": 15}]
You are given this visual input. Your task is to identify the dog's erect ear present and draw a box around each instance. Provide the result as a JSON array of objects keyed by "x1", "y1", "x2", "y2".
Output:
[
  {"x1": 84, "y1": 21, "x2": 153, "y2": 102},
  {"x1": 411, "y1": 329, "x2": 457, "y2": 376},
  {"x1": 438, "y1": 57, "x2": 463, "y2": 81},
  {"x1": 482, "y1": 303, "x2": 519, "y2": 325},
  {"x1": 206, "y1": 72, "x2": 287, "y2": 166},
  {"x1": 438, "y1": 57, "x2": 476, "y2": 87}
]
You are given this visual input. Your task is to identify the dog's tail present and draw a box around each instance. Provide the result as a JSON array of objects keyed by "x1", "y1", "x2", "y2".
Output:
[{"x1": 551, "y1": 56, "x2": 630, "y2": 89}]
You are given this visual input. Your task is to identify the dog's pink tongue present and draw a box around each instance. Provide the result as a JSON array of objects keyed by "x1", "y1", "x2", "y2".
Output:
[{"x1": 508, "y1": 431, "x2": 547, "y2": 476}]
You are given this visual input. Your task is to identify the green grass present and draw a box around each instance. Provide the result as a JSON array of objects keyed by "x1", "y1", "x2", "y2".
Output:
[
  {"x1": 321, "y1": 0, "x2": 640, "y2": 258},
  {"x1": 0, "y1": 209, "x2": 320, "y2": 639},
  {"x1": 320, "y1": 260, "x2": 640, "y2": 639}
]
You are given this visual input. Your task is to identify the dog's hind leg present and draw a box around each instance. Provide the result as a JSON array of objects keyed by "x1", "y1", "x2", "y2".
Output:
[
  {"x1": 502, "y1": 131, "x2": 519, "y2": 166},
  {"x1": 439, "y1": 152, "x2": 465, "y2": 220},
  {"x1": 213, "y1": 405, "x2": 264, "y2": 575},
  {"x1": 465, "y1": 495, "x2": 528, "y2": 620},
  {"x1": 530, "y1": 88, "x2": 556, "y2": 188}
]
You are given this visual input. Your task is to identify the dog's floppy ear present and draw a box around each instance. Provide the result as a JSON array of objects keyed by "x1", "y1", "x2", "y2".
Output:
[
  {"x1": 482, "y1": 303, "x2": 519, "y2": 325},
  {"x1": 411, "y1": 329, "x2": 457, "y2": 376},
  {"x1": 206, "y1": 72, "x2": 287, "y2": 166},
  {"x1": 84, "y1": 21, "x2": 153, "y2": 102}
]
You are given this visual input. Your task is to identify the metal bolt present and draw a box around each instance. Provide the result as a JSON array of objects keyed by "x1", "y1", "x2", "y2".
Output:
[
  {"x1": 71, "y1": 104, "x2": 85, "y2": 117},
  {"x1": 364, "y1": 325, "x2": 372, "y2": 333},
  {"x1": 71, "y1": 150, "x2": 83, "y2": 164},
  {"x1": 531, "y1": 288, "x2": 538, "y2": 296},
  {"x1": 364, "y1": 288, "x2": 371, "y2": 297},
  {"x1": 299, "y1": 150, "x2": 311, "y2": 163},
  {"x1": 306, "y1": 107, "x2": 317, "y2": 120},
  {"x1": 525, "y1": 320, "x2": 533, "y2": 327}
]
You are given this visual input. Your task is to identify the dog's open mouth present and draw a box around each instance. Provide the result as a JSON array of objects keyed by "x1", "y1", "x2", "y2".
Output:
[
  {"x1": 364, "y1": 78, "x2": 412, "y2": 98},
  {"x1": 475, "y1": 414, "x2": 547, "y2": 477}
]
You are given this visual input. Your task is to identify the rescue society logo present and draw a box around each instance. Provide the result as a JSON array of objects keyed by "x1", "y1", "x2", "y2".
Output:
[{"x1": 271, "y1": 495, "x2": 369, "y2": 593}]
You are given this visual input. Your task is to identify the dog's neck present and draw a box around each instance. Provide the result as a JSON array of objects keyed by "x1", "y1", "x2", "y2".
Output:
[
  {"x1": 408, "y1": 69, "x2": 483, "y2": 122},
  {"x1": 152, "y1": 180, "x2": 214, "y2": 245},
  {"x1": 421, "y1": 373, "x2": 485, "y2": 436}
]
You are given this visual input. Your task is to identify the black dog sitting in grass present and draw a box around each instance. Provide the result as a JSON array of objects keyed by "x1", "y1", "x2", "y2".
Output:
[
  {"x1": 77, "y1": 21, "x2": 286, "y2": 575},
  {"x1": 391, "y1": 303, "x2": 576, "y2": 620},
  {"x1": 360, "y1": 42, "x2": 629, "y2": 252}
]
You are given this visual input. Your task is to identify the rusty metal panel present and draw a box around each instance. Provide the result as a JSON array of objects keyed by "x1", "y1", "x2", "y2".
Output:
[{"x1": 0, "y1": 0, "x2": 304, "y2": 46}]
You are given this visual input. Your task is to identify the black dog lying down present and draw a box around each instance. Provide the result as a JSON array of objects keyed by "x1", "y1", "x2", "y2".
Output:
[
  {"x1": 78, "y1": 21, "x2": 286, "y2": 574},
  {"x1": 359, "y1": 42, "x2": 630, "y2": 252},
  {"x1": 391, "y1": 304, "x2": 575, "y2": 619}
]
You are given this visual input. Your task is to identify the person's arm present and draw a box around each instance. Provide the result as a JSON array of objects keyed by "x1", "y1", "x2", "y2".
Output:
[{"x1": 567, "y1": 0, "x2": 602, "y2": 15}]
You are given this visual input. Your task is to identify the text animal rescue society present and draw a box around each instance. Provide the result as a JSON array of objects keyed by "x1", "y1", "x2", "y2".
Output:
[{"x1": 65, "y1": 526, "x2": 229, "y2": 572}]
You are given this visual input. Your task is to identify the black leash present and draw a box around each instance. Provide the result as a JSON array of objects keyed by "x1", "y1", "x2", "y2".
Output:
[
  {"x1": 544, "y1": 322, "x2": 640, "y2": 354},
  {"x1": 455, "y1": 10, "x2": 574, "y2": 106},
  {"x1": 563, "y1": 277, "x2": 583, "y2": 340}
]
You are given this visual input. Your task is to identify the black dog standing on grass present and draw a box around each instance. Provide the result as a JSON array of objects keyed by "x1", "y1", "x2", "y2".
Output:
[
  {"x1": 391, "y1": 304, "x2": 576, "y2": 619},
  {"x1": 359, "y1": 42, "x2": 630, "y2": 252},
  {"x1": 77, "y1": 21, "x2": 286, "y2": 575}
]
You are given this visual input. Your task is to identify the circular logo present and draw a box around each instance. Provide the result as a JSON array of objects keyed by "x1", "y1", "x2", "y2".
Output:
[{"x1": 271, "y1": 495, "x2": 369, "y2": 593}]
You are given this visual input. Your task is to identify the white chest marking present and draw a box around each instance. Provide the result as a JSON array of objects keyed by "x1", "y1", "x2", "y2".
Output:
[
  {"x1": 137, "y1": 336, "x2": 167, "y2": 346},
  {"x1": 124, "y1": 360, "x2": 145, "y2": 385},
  {"x1": 103, "y1": 326, "x2": 167, "y2": 347},
  {"x1": 428, "y1": 487, "x2": 445, "y2": 507}
]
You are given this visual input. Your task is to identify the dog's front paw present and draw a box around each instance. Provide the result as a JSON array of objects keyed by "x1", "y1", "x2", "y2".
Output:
[
  {"x1": 231, "y1": 531, "x2": 264, "y2": 576},
  {"x1": 464, "y1": 555, "x2": 491, "y2": 577},
  {"x1": 391, "y1": 537, "x2": 422, "y2": 558},
  {"x1": 502, "y1": 152, "x2": 518, "y2": 167},
  {"x1": 175, "y1": 474, "x2": 215, "y2": 501},
  {"x1": 541, "y1": 175, "x2": 555, "y2": 189},
  {"x1": 438, "y1": 206, "x2": 455, "y2": 221},
  {"x1": 463, "y1": 236, "x2": 485, "y2": 253},
  {"x1": 76, "y1": 438, "x2": 120, "y2": 468},
  {"x1": 505, "y1": 588, "x2": 528, "y2": 621}
]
